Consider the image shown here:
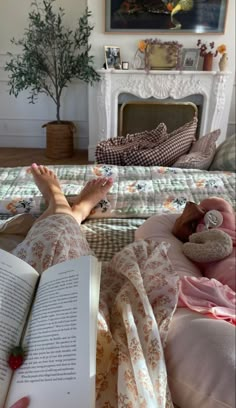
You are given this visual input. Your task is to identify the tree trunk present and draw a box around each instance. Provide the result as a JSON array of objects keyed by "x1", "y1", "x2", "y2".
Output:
[{"x1": 56, "y1": 101, "x2": 60, "y2": 122}]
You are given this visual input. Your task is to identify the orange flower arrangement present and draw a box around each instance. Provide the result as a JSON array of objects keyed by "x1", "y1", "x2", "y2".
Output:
[
  {"x1": 138, "y1": 40, "x2": 147, "y2": 53},
  {"x1": 217, "y1": 44, "x2": 227, "y2": 54}
]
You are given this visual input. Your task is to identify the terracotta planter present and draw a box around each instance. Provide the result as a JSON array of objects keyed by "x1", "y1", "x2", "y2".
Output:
[
  {"x1": 42, "y1": 121, "x2": 76, "y2": 159},
  {"x1": 203, "y1": 53, "x2": 213, "y2": 71}
]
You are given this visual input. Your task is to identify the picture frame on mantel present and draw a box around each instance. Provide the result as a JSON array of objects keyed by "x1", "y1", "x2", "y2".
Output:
[
  {"x1": 104, "y1": 46, "x2": 121, "y2": 69},
  {"x1": 181, "y1": 48, "x2": 200, "y2": 71},
  {"x1": 104, "y1": 0, "x2": 228, "y2": 33}
]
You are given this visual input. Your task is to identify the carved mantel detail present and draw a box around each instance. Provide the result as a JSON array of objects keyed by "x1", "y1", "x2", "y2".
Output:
[{"x1": 88, "y1": 70, "x2": 231, "y2": 161}]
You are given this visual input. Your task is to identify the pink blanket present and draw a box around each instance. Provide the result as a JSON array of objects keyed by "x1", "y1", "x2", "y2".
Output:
[{"x1": 178, "y1": 276, "x2": 236, "y2": 325}]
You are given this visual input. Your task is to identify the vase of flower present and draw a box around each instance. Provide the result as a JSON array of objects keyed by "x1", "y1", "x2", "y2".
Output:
[
  {"x1": 203, "y1": 52, "x2": 213, "y2": 71},
  {"x1": 197, "y1": 40, "x2": 227, "y2": 73}
]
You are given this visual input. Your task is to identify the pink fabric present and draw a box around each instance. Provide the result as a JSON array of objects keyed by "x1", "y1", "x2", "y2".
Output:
[
  {"x1": 178, "y1": 276, "x2": 236, "y2": 324},
  {"x1": 201, "y1": 248, "x2": 236, "y2": 292},
  {"x1": 165, "y1": 308, "x2": 235, "y2": 408},
  {"x1": 135, "y1": 213, "x2": 202, "y2": 279}
]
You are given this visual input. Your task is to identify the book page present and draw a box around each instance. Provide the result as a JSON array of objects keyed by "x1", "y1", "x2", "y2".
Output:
[
  {"x1": 6, "y1": 256, "x2": 100, "y2": 408},
  {"x1": 0, "y1": 249, "x2": 39, "y2": 408}
]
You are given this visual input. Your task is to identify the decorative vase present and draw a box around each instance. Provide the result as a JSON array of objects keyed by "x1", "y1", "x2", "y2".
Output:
[
  {"x1": 219, "y1": 52, "x2": 228, "y2": 72},
  {"x1": 132, "y1": 50, "x2": 145, "y2": 70},
  {"x1": 203, "y1": 52, "x2": 213, "y2": 71}
]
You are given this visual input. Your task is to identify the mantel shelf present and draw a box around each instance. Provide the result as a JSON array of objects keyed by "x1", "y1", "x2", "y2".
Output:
[{"x1": 97, "y1": 69, "x2": 231, "y2": 76}]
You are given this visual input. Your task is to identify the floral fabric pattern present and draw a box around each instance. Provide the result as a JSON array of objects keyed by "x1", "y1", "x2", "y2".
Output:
[
  {"x1": 0, "y1": 165, "x2": 235, "y2": 220},
  {"x1": 12, "y1": 214, "x2": 93, "y2": 273},
  {"x1": 12, "y1": 214, "x2": 179, "y2": 407},
  {"x1": 96, "y1": 239, "x2": 179, "y2": 408}
]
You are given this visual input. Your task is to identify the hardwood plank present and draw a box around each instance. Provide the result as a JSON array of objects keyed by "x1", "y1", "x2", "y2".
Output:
[{"x1": 0, "y1": 148, "x2": 91, "y2": 167}]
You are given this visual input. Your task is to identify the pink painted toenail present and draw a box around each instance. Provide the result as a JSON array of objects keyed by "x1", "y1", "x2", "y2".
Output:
[{"x1": 31, "y1": 163, "x2": 38, "y2": 168}]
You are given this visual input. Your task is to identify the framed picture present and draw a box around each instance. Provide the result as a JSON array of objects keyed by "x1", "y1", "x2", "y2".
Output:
[
  {"x1": 147, "y1": 41, "x2": 182, "y2": 70},
  {"x1": 104, "y1": 0, "x2": 228, "y2": 33},
  {"x1": 104, "y1": 46, "x2": 121, "y2": 69},
  {"x1": 181, "y1": 48, "x2": 200, "y2": 71}
]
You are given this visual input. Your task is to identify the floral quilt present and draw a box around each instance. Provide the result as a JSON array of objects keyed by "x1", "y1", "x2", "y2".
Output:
[{"x1": 0, "y1": 164, "x2": 235, "y2": 219}]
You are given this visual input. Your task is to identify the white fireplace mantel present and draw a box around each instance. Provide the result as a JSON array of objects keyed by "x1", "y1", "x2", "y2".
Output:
[{"x1": 88, "y1": 69, "x2": 232, "y2": 161}]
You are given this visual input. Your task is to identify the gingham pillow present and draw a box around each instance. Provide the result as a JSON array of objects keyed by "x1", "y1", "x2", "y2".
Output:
[
  {"x1": 126, "y1": 122, "x2": 168, "y2": 148},
  {"x1": 210, "y1": 133, "x2": 236, "y2": 172},
  {"x1": 173, "y1": 129, "x2": 220, "y2": 170},
  {"x1": 95, "y1": 144, "x2": 125, "y2": 165},
  {"x1": 124, "y1": 117, "x2": 198, "y2": 166},
  {"x1": 95, "y1": 123, "x2": 167, "y2": 164}
]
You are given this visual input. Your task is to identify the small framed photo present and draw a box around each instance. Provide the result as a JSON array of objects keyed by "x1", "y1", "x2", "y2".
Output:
[
  {"x1": 104, "y1": 46, "x2": 121, "y2": 69},
  {"x1": 181, "y1": 48, "x2": 200, "y2": 71}
]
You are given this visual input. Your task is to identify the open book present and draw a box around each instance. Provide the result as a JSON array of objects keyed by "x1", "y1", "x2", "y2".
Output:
[{"x1": 0, "y1": 249, "x2": 101, "y2": 408}]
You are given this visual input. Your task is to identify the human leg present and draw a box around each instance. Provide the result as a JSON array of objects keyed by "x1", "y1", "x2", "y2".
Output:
[{"x1": 12, "y1": 164, "x2": 113, "y2": 273}]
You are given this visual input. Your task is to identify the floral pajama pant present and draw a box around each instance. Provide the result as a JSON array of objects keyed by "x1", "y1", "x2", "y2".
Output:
[{"x1": 12, "y1": 214, "x2": 93, "y2": 274}]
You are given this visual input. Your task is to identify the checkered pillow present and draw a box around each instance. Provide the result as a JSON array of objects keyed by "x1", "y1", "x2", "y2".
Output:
[
  {"x1": 210, "y1": 134, "x2": 236, "y2": 172},
  {"x1": 173, "y1": 129, "x2": 220, "y2": 170},
  {"x1": 126, "y1": 123, "x2": 168, "y2": 148},
  {"x1": 95, "y1": 123, "x2": 167, "y2": 165},
  {"x1": 95, "y1": 142, "x2": 126, "y2": 165},
  {"x1": 124, "y1": 117, "x2": 198, "y2": 166},
  {"x1": 81, "y1": 218, "x2": 144, "y2": 261}
]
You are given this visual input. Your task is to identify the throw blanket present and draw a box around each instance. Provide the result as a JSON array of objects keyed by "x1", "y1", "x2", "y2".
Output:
[
  {"x1": 97, "y1": 240, "x2": 179, "y2": 407},
  {"x1": 0, "y1": 165, "x2": 235, "y2": 220}
]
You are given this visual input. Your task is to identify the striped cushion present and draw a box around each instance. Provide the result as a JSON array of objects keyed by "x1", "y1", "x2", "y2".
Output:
[
  {"x1": 173, "y1": 129, "x2": 220, "y2": 170},
  {"x1": 95, "y1": 123, "x2": 167, "y2": 165},
  {"x1": 124, "y1": 117, "x2": 198, "y2": 167},
  {"x1": 210, "y1": 134, "x2": 236, "y2": 172}
]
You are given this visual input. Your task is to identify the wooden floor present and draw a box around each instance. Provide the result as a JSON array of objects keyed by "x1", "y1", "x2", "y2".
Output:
[{"x1": 0, "y1": 148, "x2": 91, "y2": 167}]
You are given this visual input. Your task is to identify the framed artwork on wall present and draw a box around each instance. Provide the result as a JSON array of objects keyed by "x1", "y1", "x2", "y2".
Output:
[
  {"x1": 181, "y1": 48, "x2": 200, "y2": 71},
  {"x1": 104, "y1": 0, "x2": 228, "y2": 33},
  {"x1": 104, "y1": 46, "x2": 121, "y2": 69}
]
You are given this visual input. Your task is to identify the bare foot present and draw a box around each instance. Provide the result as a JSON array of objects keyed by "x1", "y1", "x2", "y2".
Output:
[
  {"x1": 30, "y1": 163, "x2": 71, "y2": 221},
  {"x1": 30, "y1": 164, "x2": 62, "y2": 202},
  {"x1": 30, "y1": 164, "x2": 113, "y2": 224},
  {"x1": 71, "y1": 177, "x2": 113, "y2": 223}
]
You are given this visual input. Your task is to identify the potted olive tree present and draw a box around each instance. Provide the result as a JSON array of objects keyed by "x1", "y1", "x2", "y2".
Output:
[{"x1": 5, "y1": 0, "x2": 100, "y2": 158}]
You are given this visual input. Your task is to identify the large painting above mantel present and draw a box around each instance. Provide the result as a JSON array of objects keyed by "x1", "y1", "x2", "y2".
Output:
[{"x1": 105, "y1": 0, "x2": 228, "y2": 33}]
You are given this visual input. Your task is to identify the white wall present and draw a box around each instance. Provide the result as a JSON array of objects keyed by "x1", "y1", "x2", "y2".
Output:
[{"x1": 0, "y1": 0, "x2": 235, "y2": 149}]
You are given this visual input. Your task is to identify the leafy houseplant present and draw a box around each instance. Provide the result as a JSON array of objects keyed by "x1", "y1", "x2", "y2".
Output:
[{"x1": 5, "y1": 0, "x2": 100, "y2": 158}]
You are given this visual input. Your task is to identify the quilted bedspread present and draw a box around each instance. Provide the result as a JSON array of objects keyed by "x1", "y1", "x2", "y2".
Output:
[{"x1": 0, "y1": 164, "x2": 235, "y2": 219}]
